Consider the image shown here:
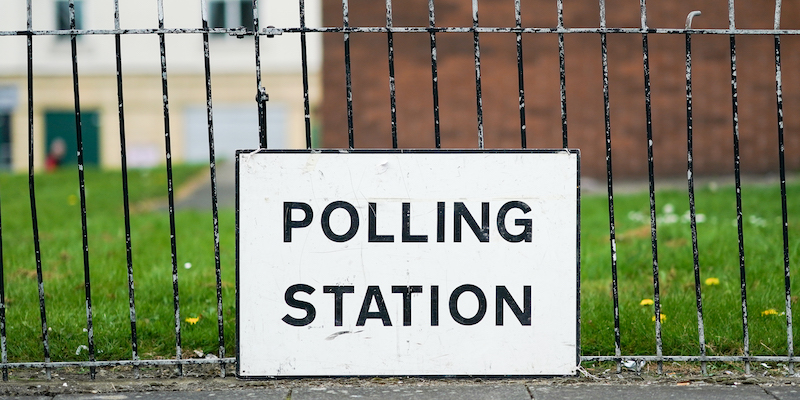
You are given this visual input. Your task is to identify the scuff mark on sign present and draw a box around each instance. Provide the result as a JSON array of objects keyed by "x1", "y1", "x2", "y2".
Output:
[
  {"x1": 376, "y1": 159, "x2": 389, "y2": 174},
  {"x1": 325, "y1": 330, "x2": 364, "y2": 340}
]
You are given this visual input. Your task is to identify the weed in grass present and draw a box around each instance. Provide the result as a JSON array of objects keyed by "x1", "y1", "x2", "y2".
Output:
[
  {"x1": 1, "y1": 165, "x2": 236, "y2": 363},
  {"x1": 581, "y1": 179, "x2": 800, "y2": 357}
]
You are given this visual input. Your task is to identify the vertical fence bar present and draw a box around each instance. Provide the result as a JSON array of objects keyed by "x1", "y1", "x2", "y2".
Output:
[
  {"x1": 640, "y1": 0, "x2": 663, "y2": 374},
  {"x1": 0, "y1": 189, "x2": 5, "y2": 381},
  {"x1": 156, "y1": 0, "x2": 183, "y2": 375},
  {"x1": 386, "y1": 0, "x2": 398, "y2": 148},
  {"x1": 599, "y1": 0, "x2": 621, "y2": 374},
  {"x1": 773, "y1": 0, "x2": 794, "y2": 375},
  {"x1": 471, "y1": 0, "x2": 484, "y2": 148},
  {"x1": 684, "y1": 11, "x2": 707, "y2": 376},
  {"x1": 69, "y1": 0, "x2": 97, "y2": 380},
  {"x1": 428, "y1": 0, "x2": 441, "y2": 148},
  {"x1": 113, "y1": 0, "x2": 139, "y2": 378},
  {"x1": 253, "y1": 0, "x2": 268, "y2": 148},
  {"x1": 200, "y1": 0, "x2": 226, "y2": 378},
  {"x1": 27, "y1": 0, "x2": 51, "y2": 381},
  {"x1": 0, "y1": 5, "x2": 14, "y2": 372},
  {"x1": 515, "y1": 0, "x2": 527, "y2": 148},
  {"x1": 343, "y1": 0, "x2": 354, "y2": 148},
  {"x1": 199, "y1": 0, "x2": 226, "y2": 378},
  {"x1": 727, "y1": 0, "x2": 750, "y2": 375},
  {"x1": 300, "y1": 0, "x2": 313, "y2": 148},
  {"x1": 557, "y1": 0, "x2": 567, "y2": 148}
]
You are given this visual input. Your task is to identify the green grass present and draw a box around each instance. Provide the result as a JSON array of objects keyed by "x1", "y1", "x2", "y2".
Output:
[
  {"x1": 581, "y1": 178, "x2": 800, "y2": 358},
  {"x1": 1, "y1": 165, "x2": 236, "y2": 362},
  {"x1": 1, "y1": 167, "x2": 799, "y2": 363}
]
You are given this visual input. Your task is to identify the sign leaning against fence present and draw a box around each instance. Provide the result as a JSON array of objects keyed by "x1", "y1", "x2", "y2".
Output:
[{"x1": 236, "y1": 149, "x2": 580, "y2": 377}]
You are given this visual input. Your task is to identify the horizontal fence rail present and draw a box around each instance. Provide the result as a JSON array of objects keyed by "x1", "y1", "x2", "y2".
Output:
[
  {"x1": 6, "y1": 27, "x2": 800, "y2": 36},
  {"x1": 0, "y1": 0, "x2": 796, "y2": 379}
]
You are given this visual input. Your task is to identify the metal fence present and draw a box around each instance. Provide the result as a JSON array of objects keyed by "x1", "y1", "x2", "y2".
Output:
[{"x1": 0, "y1": 0, "x2": 798, "y2": 379}]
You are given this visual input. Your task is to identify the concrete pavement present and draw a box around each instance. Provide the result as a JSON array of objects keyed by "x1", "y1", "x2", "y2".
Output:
[
  {"x1": 174, "y1": 161, "x2": 236, "y2": 211},
  {"x1": 3, "y1": 381, "x2": 800, "y2": 400}
]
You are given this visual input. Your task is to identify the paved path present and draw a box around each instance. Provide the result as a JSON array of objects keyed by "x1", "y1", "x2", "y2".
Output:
[
  {"x1": 174, "y1": 161, "x2": 237, "y2": 210},
  {"x1": 3, "y1": 382, "x2": 800, "y2": 400}
]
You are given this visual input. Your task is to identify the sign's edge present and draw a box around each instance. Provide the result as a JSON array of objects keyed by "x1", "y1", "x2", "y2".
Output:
[
  {"x1": 575, "y1": 151, "x2": 581, "y2": 377},
  {"x1": 235, "y1": 148, "x2": 579, "y2": 155},
  {"x1": 234, "y1": 148, "x2": 581, "y2": 379},
  {"x1": 235, "y1": 153, "x2": 242, "y2": 377},
  {"x1": 236, "y1": 373, "x2": 578, "y2": 380}
]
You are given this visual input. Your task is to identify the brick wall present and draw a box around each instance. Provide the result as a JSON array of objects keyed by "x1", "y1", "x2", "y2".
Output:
[{"x1": 321, "y1": 0, "x2": 800, "y2": 178}]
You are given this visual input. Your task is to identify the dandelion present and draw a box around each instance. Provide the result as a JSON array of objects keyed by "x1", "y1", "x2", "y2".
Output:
[
  {"x1": 681, "y1": 211, "x2": 706, "y2": 224},
  {"x1": 761, "y1": 309, "x2": 779, "y2": 317},
  {"x1": 75, "y1": 345, "x2": 89, "y2": 355},
  {"x1": 640, "y1": 299, "x2": 654, "y2": 306},
  {"x1": 68, "y1": 194, "x2": 78, "y2": 206},
  {"x1": 749, "y1": 215, "x2": 767, "y2": 227},
  {"x1": 661, "y1": 214, "x2": 679, "y2": 225},
  {"x1": 652, "y1": 313, "x2": 667, "y2": 323},
  {"x1": 628, "y1": 211, "x2": 646, "y2": 223},
  {"x1": 185, "y1": 316, "x2": 200, "y2": 325},
  {"x1": 705, "y1": 277, "x2": 720, "y2": 286}
]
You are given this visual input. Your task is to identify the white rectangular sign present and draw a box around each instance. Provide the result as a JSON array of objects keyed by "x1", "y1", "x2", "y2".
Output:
[{"x1": 236, "y1": 150, "x2": 579, "y2": 377}]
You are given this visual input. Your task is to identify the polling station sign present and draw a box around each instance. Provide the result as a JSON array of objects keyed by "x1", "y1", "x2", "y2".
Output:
[{"x1": 236, "y1": 150, "x2": 580, "y2": 377}]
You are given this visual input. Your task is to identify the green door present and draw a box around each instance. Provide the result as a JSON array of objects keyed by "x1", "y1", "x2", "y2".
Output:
[{"x1": 45, "y1": 110, "x2": 99, "y2": 167}]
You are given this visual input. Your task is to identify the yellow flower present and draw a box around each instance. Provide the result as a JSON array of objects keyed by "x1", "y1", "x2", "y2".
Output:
[
  {"x1": 761, "y1": 309, "x2": 778, "y2": 317},
  {"x1": 640, "y1": 299, "x2": 654, "y2": 306},
  {"x1": 68, "y1": 194, "x2": 78, "y2": 206},
  {"x1": 652, "y1": 313, "x2": 667, "y2": 323},
  {"x1": 185, "y1": 317, "x2": 200, "y2": 325},
  {"x1": 705, "y1": 277, "x2": 720, "y2": 286}
]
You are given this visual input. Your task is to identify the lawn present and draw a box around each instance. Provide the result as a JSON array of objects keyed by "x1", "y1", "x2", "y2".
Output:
[
  {"x1": 1, "y1": 166, "x2": 798, "y2": 363},
  {"x1": 1, "y1": 165, "x2": 236, "y2": 363},
  {"x1": 581, "y1": 177, "x2": 800, "y2": 359}
]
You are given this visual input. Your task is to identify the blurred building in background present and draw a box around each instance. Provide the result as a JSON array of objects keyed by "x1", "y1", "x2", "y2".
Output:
[
  {"x1": 321, "y1": 0, "x2": 800, "y2": 178},
  {"x1": 0, "y1": 0, "x2": 321, "y2": 171}
]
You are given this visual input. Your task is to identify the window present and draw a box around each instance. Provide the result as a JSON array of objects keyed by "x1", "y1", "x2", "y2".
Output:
[
  {"x1": 0, "y1": 113, "x2": 10, "y2": 169},
  {"x1": 208, "y1": 0, "x2": 254, "y2": 32},
  {"x1": 55, "y1": 0, "x2": 84, "y2": 31},
  {"x1": 0, "y1": 86, "x2": 15, "y2": 169}
]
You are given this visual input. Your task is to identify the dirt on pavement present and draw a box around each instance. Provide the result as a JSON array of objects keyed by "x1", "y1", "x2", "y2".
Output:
[{"x1": 2, "y1": 362, "x2": 800, "y2": 397}]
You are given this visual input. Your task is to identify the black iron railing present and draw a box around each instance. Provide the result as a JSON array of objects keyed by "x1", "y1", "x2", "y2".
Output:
[{"x1": 0, "y1": 0, "x2": 797, "y2": 379}]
